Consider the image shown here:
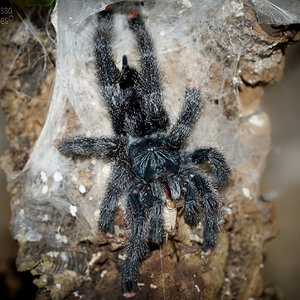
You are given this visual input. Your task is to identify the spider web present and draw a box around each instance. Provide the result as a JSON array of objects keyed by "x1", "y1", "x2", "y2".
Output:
[{"x1": 9, "y1": 0, "x2": 300, "y2": 242}]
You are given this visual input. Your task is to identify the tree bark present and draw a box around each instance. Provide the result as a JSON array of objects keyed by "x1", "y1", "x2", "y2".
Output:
[{"x1": 0, "y1": 2, "x2": 299, "y2": 300}]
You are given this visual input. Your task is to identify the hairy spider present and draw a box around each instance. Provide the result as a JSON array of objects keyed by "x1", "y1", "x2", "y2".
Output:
[{"x1": 58, "y1": 7, "x2": 230, "y2": 298}]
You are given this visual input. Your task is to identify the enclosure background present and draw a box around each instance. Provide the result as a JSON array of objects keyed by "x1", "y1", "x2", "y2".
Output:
[{"x1": 0, "y1": 16, "x2": 299, "y2": 300}]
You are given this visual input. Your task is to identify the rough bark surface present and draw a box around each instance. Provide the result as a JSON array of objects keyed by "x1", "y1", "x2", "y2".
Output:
[{"x1": 0, "y1": 4, "x2": 299, "y2": 300}]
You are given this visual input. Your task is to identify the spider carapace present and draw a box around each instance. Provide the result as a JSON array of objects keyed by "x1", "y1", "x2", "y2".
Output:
[
  {"x1": 58, "y1": 6, "x2": 230, "y2": 298},
  {"x1": 129, "y1": 134, "x2": 180, "y2": 181}
]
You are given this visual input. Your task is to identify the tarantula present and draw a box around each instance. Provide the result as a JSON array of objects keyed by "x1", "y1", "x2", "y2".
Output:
[{"x1": 58, "y1": 7, "x2": 230, "y2": 298}]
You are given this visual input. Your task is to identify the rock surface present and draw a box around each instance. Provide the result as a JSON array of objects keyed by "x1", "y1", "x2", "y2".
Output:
[{"x1": 0, "y1": 1, "x2": 299, "y2": 299}]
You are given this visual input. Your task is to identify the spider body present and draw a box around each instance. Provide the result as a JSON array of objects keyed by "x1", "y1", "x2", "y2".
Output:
[
  {"x1": 128, "y1": 134, "x2": 180, "y2": 181},
  {"x1": 58, "y1": 8, "x2": 230, "y2": 298}
]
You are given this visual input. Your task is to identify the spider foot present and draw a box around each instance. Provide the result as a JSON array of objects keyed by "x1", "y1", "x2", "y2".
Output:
[
  {"x1": 98, "y1": 213, "x2": 115, "y2": 237},
  {"x1": 123, "y1": 292, "x2": 136, "y2": 299},
  {"x1": 202, "y1": 238, "x2": 216, "y2": 253},
  {"x1": 99, "y1": 222, "x2": 114, "y2": 237},
  {"x1": 121, "y1": 260, "x2": 139, "y2": 298},
  {"x1": 204, "y1": 248, "x2": 213, "y2": 256},
  {"x1": 127, "y1": 10, "x2": 140, "y2": 21},
  {"x1": 105, "y1": 4, "x2": 114, "y2": 12},
  {"x1": 98, "y1": 4, "x2": 114, "y2": 20},
  {"x1": 202, "y1": 216, "x2": 219, "y2": 252}
]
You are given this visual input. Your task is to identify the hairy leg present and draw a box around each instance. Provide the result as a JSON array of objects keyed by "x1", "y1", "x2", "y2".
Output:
[
  {"x1": 183, "y1": 181, "x2": 201, "y2": 226},
  {"x1": 148, "y1": 180, "x2": 165, "y2": 243},
  {"x1": 58, "y1": 136, "x2": 121, "y2": 159},
  {"x1": 95, "y1": 8, "x2": 120, "y2": 86},
  {"x1": 122, "y1": 184, "x2": 148, "y2": 298},
  {"x1": 119, "y1": 55, "x2": 155, "y2": 137},
  {"x1": 166, "y1": 175, "x2": 181, "y2": 201},
  {"x1": 127, "y1": 12, "x2": 169, "y2": 131},
  {"x1": 192, "y1": 173, "x2": 221, "y2": 252},
  {"x1": 94, "y1": 8, "x2": 125, "y2": 135},
  {"x1": 99, "y1": 161, "x2": 132, "y2": 236},
  {"x1": 191, "y1": 148, "x2": 230, "y2": 185},
  {"x1": 165, "y1": 87, "x2": 203, "y2": 150}
]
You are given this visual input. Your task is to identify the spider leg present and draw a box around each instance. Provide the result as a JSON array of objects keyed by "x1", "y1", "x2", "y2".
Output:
[
  {"x1": 148, "y1": 180, "x2": 165, "y2": 243},
  {"x1": 183, "y1": 181, "x2": 201, "y2": 226},
  {"x1": 122, "y1": 184, "x2": 148, "y2": 298},
  {"x1": 58, "y1": 136, "x2": 121, "y2": 159},
  {"x1": 127, "y1": 12, "x2": 169, "y2": 131},
  {"x1": 120, "y1": 55, "x2": 155, "y2": 137},
  {"x1": 192, "y1": 173, "x2": 221, "y2": 252},
  {"x1": 191, "y1": 148, "x2": 230, "y2": 185},
  {"x1": 141, "y1": 187, "x2": 155, "y2": 209},
  {"x1": 95, "y1": 8, "x2": 120, "y2": 86},
  {"x1": 94, "y1": 8, "x2": 125, "y2": 135},
  {"x1": 99, "y1": 161, "x2": 132, "y2": 236},
  {"x1": 166, "y1": 175, "x2": 181, "y2": 201},
  {"x1": 165, "y1": 88, "x2": 203, "y2": 150}
]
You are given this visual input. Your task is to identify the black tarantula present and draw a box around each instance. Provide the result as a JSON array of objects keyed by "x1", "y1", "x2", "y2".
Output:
[{"x1": 58, "y1": 7, "x2": 230, "y2": 298}]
